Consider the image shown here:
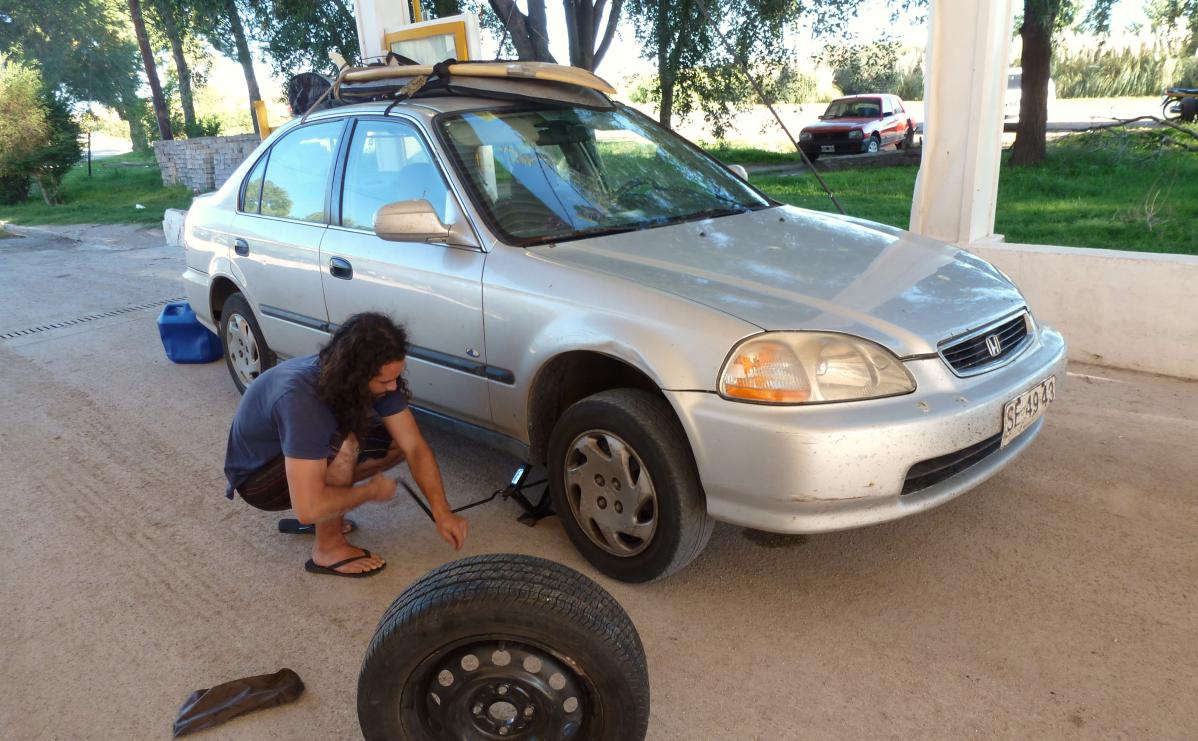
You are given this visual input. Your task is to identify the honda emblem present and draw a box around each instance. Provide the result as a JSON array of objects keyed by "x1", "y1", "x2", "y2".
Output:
[{"x1": 985, "y1": 334, "x2": 1002, "y2": 357}]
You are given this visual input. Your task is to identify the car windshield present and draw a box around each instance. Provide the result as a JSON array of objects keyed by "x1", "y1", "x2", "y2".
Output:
[
  {"x1": 438, "y1": 105, "x2": 770, "y2": 244},
  {"x1": 822, "y1": 98, "x2": 881, "y2": 118}
]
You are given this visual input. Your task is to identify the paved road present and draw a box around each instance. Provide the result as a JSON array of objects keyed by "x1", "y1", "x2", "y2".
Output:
[{"x1": 1, "y1": 224, "x2": 1195, "y2": 739}]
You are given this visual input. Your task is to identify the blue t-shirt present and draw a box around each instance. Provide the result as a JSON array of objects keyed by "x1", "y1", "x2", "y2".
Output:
[{"x1": 224, "y1": 355, "x2": 408, "y2": 498}]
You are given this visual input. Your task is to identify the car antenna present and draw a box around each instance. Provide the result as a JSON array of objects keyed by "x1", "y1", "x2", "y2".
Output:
[{"x1": 691, "y1": 0, "x2": 846, "y2": 215}]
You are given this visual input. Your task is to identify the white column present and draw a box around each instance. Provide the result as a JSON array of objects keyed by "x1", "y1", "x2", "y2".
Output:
[
  {"x1": 909, "y1": 0, "x2": 1017, "y2": 245},
  {"x1": 354, "y1": 0, "x2": 412, "y2": 63}
]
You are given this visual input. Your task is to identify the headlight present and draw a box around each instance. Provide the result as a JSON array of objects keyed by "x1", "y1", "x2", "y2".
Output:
[
  {"x1": 848, "y1": 130, "x2": 864, "y2": 139},
  {"x1": 719, "y1": 332, "x2": 915, "y2": 404},
  {"x1": 799, "y1": 131, "x2": 812, "y2": 141}
]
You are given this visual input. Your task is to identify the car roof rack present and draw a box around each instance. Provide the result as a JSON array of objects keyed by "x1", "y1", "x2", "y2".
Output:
[{"x1": 292, "y1": 58, "x2": 617, "y2": 122}]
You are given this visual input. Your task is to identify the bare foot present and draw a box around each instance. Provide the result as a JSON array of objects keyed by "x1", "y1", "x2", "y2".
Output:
[{"x1": 310, "y1": 540, "x2": 386, "y2": 575}]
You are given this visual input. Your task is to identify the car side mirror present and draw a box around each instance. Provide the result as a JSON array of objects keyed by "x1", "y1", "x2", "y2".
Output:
[
  {"x1": 374, "y1": 199, "x2": 480, "y2": 249},
  {"x1": 727, "y1": 164, "x2": 748, "y2": 180}
]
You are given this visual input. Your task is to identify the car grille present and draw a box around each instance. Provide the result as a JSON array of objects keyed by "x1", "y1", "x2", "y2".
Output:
[
  {"x1": 901, "y1": 433, "x2": 1002, "y2": 496},
  {"x1": 938, "y1": 312, "x2": 1031, "y2": 376}
]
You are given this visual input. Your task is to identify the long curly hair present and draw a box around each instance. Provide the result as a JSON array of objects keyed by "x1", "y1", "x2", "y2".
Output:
[{"x1": 317, "y1": 313, "x2": 412, "y2": 436}]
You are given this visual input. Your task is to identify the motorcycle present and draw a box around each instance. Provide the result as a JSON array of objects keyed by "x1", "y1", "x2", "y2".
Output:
[{"x1": 1162, "y1": 86, "x2": 1198, "y2": 123}]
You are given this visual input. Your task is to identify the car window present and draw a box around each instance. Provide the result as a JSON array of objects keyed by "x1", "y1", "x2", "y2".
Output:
[
  {"x1": 893, "y1": 98, "x2": 905, "y2": 114},
  {"x1": 822, "y1": 98, "x2": 882, "y2": 119},
  {"x1": 341, "y1": 120, "x2": 451, "y2": 231},
  {"x1": 241, "y1": 154, "x2": 267, "y2": 214},
  {"x1": 259, "y1": 120, "x2": 343, "y2": 223},
  {"x1": 882, "y1": 98, "x2": 894, "y2": 116}
]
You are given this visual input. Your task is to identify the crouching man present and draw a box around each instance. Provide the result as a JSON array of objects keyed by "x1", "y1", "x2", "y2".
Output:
[{"x1": 223, "y1": 312, "x2": 468, "y2": 577}]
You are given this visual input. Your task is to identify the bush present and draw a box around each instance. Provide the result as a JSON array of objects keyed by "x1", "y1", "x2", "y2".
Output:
[
  {"x1": 1052, "y1": 42, "x2": 1198, "y2": 98},
  {"x1": 30, "y1": 92, "x2": 82, "y2": 205},
  {"x1": 822, "y1": 40, "x2": 901, "y2": 95},
  {"x1": 0, "y1": 173, "x2": 30, "y2": 205}
]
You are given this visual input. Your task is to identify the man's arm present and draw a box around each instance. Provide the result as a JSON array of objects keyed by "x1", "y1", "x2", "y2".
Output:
[
  {"x1": 382, "y1": 409, "x2": 468, "y2": 549},
  {"x1": 284, "y1": 457, "x2": 389, "y2": 524}
]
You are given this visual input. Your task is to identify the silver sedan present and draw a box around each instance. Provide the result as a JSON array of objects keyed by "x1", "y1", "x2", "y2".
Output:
[{"x1": 183, "y1": 91, "x2": 1066, "y2": 582}]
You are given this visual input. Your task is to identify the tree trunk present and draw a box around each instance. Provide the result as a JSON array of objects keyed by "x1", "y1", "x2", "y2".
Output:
[
  {"x1": 128, "y1": 0, "x2": 173, "y2": 140},
  {"x1": 225, "y1": 0, "x2": 262, "y2": 134},
  {"x1": 159, "y1": 2, "x2": 197, "y2": 133},
  {"x1": 656, "y1": 0, "x2": 673, "y2": 126},
  {"x1": 1010, "y1": 1, "x2": 1056, "y2": 166},
  {"x1": 527, "y1": 0, "x2": 555, "y2": 61},
  {"x1": 488, "y1": 0, "x2": 556, "y2": 62},
  {"x1": 125, "y1": 109, "x2": 150, "y2": 151}
]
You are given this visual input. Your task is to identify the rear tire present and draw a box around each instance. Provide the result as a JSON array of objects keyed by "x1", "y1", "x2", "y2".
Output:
[
  {"x1": 357, "y1": 554, "x2": 650, "y2": 741},
  {"x1": 219, "y1": 292, "x2": 276, "y2": 394},
  {"x1": 547, "y1": 389, "x2": 713, "y2": 583}
]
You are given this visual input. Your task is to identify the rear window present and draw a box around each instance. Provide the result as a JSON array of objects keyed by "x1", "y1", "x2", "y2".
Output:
[{"x1": 258, "y1": 120, "x2": 344, "y2": 223}]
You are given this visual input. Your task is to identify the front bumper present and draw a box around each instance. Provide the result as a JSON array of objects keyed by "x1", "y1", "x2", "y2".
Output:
[
  {"x1": 800, "y1": 139, "x2": 871, "y2": 156},
  {"x1": 666, "y1": 325, "x2": 1067, "y2": 534}
]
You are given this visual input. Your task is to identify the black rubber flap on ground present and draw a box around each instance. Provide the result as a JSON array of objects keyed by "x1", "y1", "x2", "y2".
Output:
[{"x1": 172, "y1": 668, "x2": 304, "y2": 737}]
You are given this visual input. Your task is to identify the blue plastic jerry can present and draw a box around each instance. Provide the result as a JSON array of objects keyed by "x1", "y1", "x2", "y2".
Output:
[{"x1": 157, "y1": 301, "x2": 223, "y2": 363}]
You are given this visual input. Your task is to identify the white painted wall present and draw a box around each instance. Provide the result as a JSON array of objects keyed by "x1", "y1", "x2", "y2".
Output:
[{"x1": 969, "y1": 242, "x2": 1198, "y2": 379}]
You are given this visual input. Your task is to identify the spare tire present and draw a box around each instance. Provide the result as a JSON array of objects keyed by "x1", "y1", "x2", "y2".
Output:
[{"x1": 357, "y1": 554, "x2": 650, "y2": 741}]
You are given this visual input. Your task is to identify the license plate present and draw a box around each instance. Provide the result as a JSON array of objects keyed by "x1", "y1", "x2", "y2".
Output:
[
  {"x1": 821, "y1": 145, "x2": 835, "y2": 153},
  {"x1": 1001, "y1": 376, "x2": 1056, "y2": 447}
]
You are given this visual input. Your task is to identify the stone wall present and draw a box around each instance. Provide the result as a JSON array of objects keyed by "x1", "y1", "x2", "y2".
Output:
[{"x1": 153, "y1": 134, "x2": 261, "y2": 193}]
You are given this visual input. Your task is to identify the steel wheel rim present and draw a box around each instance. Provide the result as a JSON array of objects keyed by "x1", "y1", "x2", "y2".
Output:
[
  {"x1": 225, "y1": 312, "x2": 261, "y2": 386},
  {"x1": 415, "y1": 638, "x2": 589, "y2": 739},
  {"x1": 868, "y1": 138, "x2": 879, "y2": 153},
  {"x1": 563, "y1": 430, "x2": 658, "y2": 557}
]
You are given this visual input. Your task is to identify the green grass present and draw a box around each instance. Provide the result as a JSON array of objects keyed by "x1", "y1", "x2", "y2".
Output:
[
  {"x1": 0, "y1": 151, "x2": 193, "y2": 227},
  {"x1": 743, "y1": 131, "x2": 1198, "y2": 255},
  {"x1": 705, "y1": 144, "x2": 806, "y2": 165}
]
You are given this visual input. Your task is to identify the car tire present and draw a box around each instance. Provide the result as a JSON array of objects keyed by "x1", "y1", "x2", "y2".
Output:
[
  {"x1": 803, "y1": 150, "x2": 820, "y2": 162},
  {"x1": 896, "y1": 126, "x2": 914, "y2": 150},
  {"x1": 219, "y1": 292, "x2": 276, "y2": 394},
  {"x1": 547, "y1": 388, "x2": 713, "y2": 583},
  {"x1": 357, "y1": 554, "x2": 650, "y2": 741},
  {"x1": 867, "y1": 134, "x2": 880, "y2": 154}
]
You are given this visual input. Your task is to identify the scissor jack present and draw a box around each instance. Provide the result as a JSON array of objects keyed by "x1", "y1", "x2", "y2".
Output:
[{"x1": 397, "y1": 463, "x2": 554, "y2": 527}]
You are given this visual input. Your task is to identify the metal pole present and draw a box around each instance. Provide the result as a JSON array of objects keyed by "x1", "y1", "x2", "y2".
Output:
[
  {"x1": 690, "y1": 0, "x2": 845, "y2": 215},
  {"x1": 87, "y1": 130, "x2": 92, "y2": 177}
]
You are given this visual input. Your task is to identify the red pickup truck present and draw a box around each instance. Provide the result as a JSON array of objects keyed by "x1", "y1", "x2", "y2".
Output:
[{"x1": 799, "y1": 94, "x2": 916, "y2": 160}]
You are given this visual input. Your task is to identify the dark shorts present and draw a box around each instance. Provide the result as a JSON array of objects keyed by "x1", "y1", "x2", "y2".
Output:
[{"x1": 236, "y1": 421, "x2": 394, "y2": 512}]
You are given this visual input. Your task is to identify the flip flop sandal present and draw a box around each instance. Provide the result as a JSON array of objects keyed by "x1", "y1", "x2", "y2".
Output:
[
  {"x1": 304, "y1": 550, "x2": 386, "y2": 578},
  {"x1": 279, "y1": 517, "x2": 357, "y2": 535}
]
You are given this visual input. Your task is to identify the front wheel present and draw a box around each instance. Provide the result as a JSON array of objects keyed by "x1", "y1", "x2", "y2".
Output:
[
  {"x1": 219, "y1": 292, "x2": 276, "y2": 394},
  {"x1": 547, "y1": 389, "x2": 713, "y2": 583},
  {"x1": 357, "y1": 554, "x2": 650, "y2": 741},
  {"x1": 866, "y1": 135, "x2": 881, "y2": 154}
]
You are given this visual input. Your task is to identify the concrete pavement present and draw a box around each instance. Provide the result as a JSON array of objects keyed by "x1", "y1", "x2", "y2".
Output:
[{"x1": 1, "y1": 224, "x2": 1195, "y2": 739}]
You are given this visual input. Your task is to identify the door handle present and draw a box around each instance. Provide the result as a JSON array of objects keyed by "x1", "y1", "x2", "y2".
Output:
[
  {"x1": 329, "y1": 256, "x2": 353, "y2": 280},
  {"x1": 234, "y1": 238, "x2": 249, "y2": 257}
]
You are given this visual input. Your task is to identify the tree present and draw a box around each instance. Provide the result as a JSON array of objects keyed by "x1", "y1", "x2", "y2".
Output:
[
  {"x1": 484, "y1": 0, "x2": 622, "y2": 70},
  {"x1": 128, "y1": 0, "x2": 174, "y2": 140},
  {"x1": 0, "y1": 0, "x2": 151, "y2": 149},
  {"x1": 0, "y1": 60, "x2": 50, "y2": 204},
  {"x1": 245, "y1": 0, "x2": 361, "y2": 78},
  {"x1": 488, "y1": 0, "x2": 556, "y2": 62},
  {"x1": 146, "y1": 0, "x2": 200, "y2": 133},
  {"x1": 626, "y1": 0, "x2": 857, "y2": 130},
  {"x1": 1010, "y1": 0, "x2": 1073, "y2": 166}
]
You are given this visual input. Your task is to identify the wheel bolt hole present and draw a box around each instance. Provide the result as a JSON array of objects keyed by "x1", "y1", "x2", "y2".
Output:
[
  {"x1": 614, "y1": 501, "x2": 623, "y2": 514},
  {"x1": 522, "y1": 656, "x2": 542, "y2": 673},
  {"x1": 549, "y1": 672, "x2": 567, "y2": 691},
  {"x1": 597, "y1": 496, "x2": 607, "y2": 510},
  {"x1": 594, "y1": 474, "x2": 605, "y2": 487},
  {"x1": 563, "y1": 696, "x2": 579, "y2": 713},
  {"x1": 612, "y1": 479, "x2": 621, "y2": 491},
  {"x1": 491, "y1": 650, "x2": 511, "y2": 667},
  {"x1": 473, "y1": 703, "x2": 484, "y2": 716},
  {"x1": 497, "y1": 684, "x2": 509, "y2": 696},
  {"x1": 436, "y1": 670, "x2": 454, "y2": 687}
]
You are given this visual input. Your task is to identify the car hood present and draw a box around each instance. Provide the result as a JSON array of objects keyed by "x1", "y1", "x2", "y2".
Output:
[
  {"x1": 803, "y1": 118, "x2": 874, "y2": 131},
  {"x1": 531, "y1": 206, "x2": 1027, "y2": 357}
]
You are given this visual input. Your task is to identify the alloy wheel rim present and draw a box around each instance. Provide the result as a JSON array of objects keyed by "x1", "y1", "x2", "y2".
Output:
[
  {"x1": 417, "y1": 639, "x2": 588, "y2": 739},
  {"x1": 564, "y1": 430, "x2": 658, "y2": 557},
  {"x1": 225, "y1": 313, "x2": 261, "y2": 386}
]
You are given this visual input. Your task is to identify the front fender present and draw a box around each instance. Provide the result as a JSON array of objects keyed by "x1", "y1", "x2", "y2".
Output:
[{"x1": 482, "y1": 244, "x2": 760, "y2": 443}]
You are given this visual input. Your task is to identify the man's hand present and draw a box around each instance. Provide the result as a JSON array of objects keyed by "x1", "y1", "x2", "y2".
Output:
[
  {"x1": 434, "y1": 511, "x2": 469, "y2": 550},
  {"x1": 365, "y1": 474, "x2": 397, "y2": 503}
]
